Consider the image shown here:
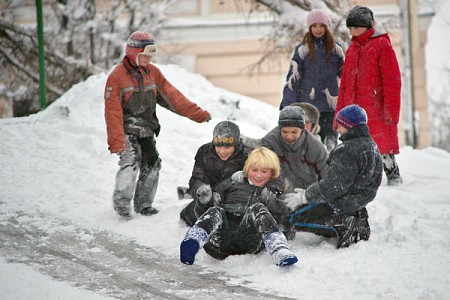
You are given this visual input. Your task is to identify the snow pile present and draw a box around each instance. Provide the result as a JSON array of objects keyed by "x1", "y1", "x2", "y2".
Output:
[{"x1": 1, "y1": 63, "x2": 449, "y2": 299}]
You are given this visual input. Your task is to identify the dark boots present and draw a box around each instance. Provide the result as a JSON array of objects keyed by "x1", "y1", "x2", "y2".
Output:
[
  {"x1": 336, "y1": 216, "x2": 358, "y2": 249},
  {"x1": 382, "y1": 154, "x2": 403, "y2": 186},
  {"x1": 336, "y1": 208, "x2": 370, "y2": 249}
]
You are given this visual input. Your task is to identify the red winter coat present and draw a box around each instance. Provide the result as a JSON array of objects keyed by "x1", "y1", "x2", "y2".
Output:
[{"x1": 334, "y1": 28, "x2": 401, "y2": 154}]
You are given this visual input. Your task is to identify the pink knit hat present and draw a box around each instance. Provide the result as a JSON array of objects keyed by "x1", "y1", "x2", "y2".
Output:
[{"x1": 306, "y1": 9, "x2": 332, "y2": 29}]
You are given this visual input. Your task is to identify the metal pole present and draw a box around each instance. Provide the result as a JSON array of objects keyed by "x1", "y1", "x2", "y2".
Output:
[{"x1": 36, "y1": 0, "x2": 47, "y2": 110}]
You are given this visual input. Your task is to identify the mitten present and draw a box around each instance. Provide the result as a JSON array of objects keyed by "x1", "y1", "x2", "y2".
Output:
[
  {"x1": 231, "y1": 171, "x2": 245, "y2": 184},
  {"x1": 309, "y1": 87, "x2": 316, "y2": 101},
  {"x1": 283, "y1": 188, "x2": 308, "y2": 211},
  {"x1": 196, "y1": 184, "x2": 212, "y2": 204},
  {"x1": 260, "y1": 187, "x2": 276, "y2": 205},
  {"x1": 323, "y1": 88, "x2": 337, "y2": 110}
]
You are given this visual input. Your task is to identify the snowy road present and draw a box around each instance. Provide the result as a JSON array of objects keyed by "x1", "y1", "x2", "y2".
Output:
[{"x1": 0, "y1": 211, "x2": 292, "y2": 300}]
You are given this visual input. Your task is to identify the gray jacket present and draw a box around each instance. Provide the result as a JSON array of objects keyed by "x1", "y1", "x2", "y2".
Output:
[{"x1": 262, "y1": 127, "x2": 329, "y2": 192}]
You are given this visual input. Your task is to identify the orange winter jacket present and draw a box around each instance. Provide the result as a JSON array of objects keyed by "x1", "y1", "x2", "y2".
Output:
[{"x1": 104, "y1": 57, "x2": 210, "y2": 153}]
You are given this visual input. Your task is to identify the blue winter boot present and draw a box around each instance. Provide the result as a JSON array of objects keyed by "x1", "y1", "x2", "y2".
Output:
[
  {"x1": 263, "y1": 231, "x2": 298, "y2": 267},
  {"x1": 180, "y1": 226, "x2": 209, "y2": 265}
]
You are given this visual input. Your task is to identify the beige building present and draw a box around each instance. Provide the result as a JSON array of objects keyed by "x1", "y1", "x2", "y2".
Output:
[{"x1": 158, "y1": 0, "x2": 434, "y2": 149}]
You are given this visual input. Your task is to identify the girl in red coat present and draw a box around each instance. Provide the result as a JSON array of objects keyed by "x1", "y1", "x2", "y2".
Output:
[{"x1": 335, "y1": 6, "x2": 403, "y2": 186}]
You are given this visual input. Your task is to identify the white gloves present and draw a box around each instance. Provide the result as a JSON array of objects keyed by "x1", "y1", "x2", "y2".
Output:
[
  {"x1": 283, "y1": 188, "x2": 308, "y2": 210},
  {"x1": 231, "y1": 171, "x2": 245, "y2": 184},
  {"x1": 196, "y1": 184, "x2": 212, "y2": 204}
]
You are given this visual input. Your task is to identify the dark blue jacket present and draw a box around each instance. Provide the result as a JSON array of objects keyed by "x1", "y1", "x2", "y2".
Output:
[{"x1": 281, "y1": 37, "x2": 344, "y2": 112}]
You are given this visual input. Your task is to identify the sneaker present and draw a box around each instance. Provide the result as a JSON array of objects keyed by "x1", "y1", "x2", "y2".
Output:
[
  {"x1": 140, "y1": 207, "x2": 158, "y2": 216},
  {"x1": 272, "y1": 248, "x2": 298, "y2": 266},
  {"x1": 336, "y1": 216, "x2": 358, "y2": 249}
]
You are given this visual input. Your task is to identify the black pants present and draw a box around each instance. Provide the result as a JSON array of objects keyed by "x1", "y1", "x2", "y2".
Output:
[
  {"x1": 180, "y1": 200, "x2": 202, "y2": 227},
  {"x1": 196, "y1": 204, "x2": 279, "y2": 260},
  {"x1": 289, "y1": 203, "x2": 350, "y2": 237},
  {"x1": 319, "y1": 111, "x2": 338, "y2": 151}
]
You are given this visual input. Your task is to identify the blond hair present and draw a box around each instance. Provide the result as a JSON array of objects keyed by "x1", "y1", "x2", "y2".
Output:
[{"x1": 243, "y1": 147, "x2": 280, "y2": 178}]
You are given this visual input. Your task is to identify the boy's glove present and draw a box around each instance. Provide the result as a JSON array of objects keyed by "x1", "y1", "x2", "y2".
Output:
[
  {"x1": 196, "y1": 184, "x2": 212, "y2": 204},
  {"x1": 283, "y1": 188, "x2": 308, "y2": 210},
  {"x1": 231, "y1": 171, "x2": 245, "y2": 184}
]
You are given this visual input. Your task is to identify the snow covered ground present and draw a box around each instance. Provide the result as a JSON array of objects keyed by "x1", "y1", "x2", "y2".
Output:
[{"x1": 1, "y1": 62, "x2": 449, "y2": 299}]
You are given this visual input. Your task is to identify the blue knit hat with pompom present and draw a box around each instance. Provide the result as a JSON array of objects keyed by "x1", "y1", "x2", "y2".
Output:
[{"x1": 335, "y1": 104, "x2": 367, "y2": 129}]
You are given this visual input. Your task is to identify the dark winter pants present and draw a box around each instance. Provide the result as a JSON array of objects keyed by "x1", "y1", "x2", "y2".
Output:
[
  {"x1": 319, "y1": 111, "x2": 338, "y2": 151},
  {"x1": 180, "y1": 200, "x2": 200, "y2": 227},
  {"x1": 195, "y1": 204, "x2": 279, "y2": 260},
  {"x1": 289, "y1": 203, "x2": 350, "y2": 237},
  {"x1": 113, "y1": 134, "x2": 161, "y2": 213}
]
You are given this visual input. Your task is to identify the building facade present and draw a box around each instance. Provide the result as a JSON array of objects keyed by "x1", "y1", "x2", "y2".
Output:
[{"x1": 158, "y1": 0, "x2": 433, "y2": 149}]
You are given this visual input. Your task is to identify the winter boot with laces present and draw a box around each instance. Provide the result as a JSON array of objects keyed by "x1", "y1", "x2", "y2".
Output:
[
  {"x1": 180, "y1": 226, "x2": 209, "y2": 265},
  {"x1": 336, "y1": 216, "x2": 358, "y2": 249},
  {"x1": 263, "y1": 231, "x2": 298, "y2": 266}
]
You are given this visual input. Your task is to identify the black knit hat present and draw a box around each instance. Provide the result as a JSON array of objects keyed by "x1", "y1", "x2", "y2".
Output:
[
  {"x1": 213, "y1": 121, "x2": 240, "y2": 146},
  {"x1": 278, "y1": 106, "x2": 305, "y2": 129},
  {"x1": 346, "y1": 6, "x2": 374, "y2": 28}
]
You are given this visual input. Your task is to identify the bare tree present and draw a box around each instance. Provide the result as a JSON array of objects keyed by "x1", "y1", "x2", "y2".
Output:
[
  {"x1": 0, "y1": 0, "x2": 177, "y2": 116},
  {"x1": 233, "y1": 0, "x2": 352, "y2": 72}
]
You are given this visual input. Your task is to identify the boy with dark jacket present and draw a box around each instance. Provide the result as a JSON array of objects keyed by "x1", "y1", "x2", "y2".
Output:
[
  {"x1": 179, "y1": 121, "x2": 252, "y2": 226},
  {"x1": 284, "y1": 105, "x2": 383, "y2": 248},
  {"x1": 180, "y1": 147, "x2": 297, "y2": 267}
]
